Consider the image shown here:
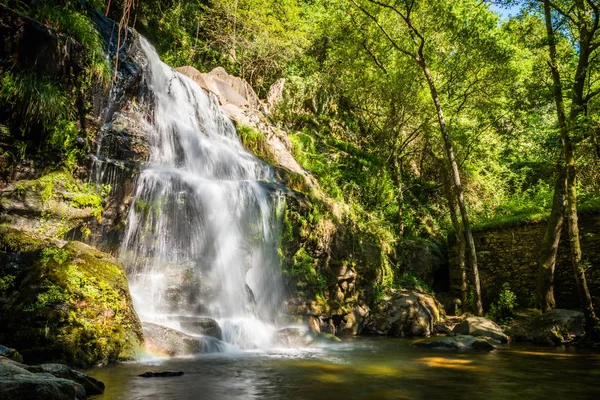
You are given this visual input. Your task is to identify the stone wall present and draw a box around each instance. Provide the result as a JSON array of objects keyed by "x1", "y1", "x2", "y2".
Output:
[{"x1": 448, "y1": 213, "x2": 600, "y2": 310}]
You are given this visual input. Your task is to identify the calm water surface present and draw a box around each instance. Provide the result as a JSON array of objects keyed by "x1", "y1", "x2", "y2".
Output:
[{"x1": 86, "y1": 337, "x2": 600, "y2": 400}]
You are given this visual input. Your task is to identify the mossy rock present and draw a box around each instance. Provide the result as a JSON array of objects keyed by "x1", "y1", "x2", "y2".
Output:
[
  {"x1": 0, "y1": 171, "x2": 105, "y2": 238},
  {"x1": 0, "y1": 228, "x2": 143, "y2": 367}
]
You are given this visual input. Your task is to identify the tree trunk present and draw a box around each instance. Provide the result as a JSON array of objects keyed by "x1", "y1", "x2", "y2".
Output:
[
  {"x1": 419, "y1": 61, "x2": 483, "y2": 316},
  {"x1": 392, "y1": 156, "x2": 406, "y2": 237},
  {"x1": 443, "y1": 170, "x2": 468, "y2": 313},
  {"x1": 543, "y1": 0, "x2": 598, "y2": 332},
  {"x1": 537, "y1": 165, "x2": 566, "y2": 312},
  {"x1": 565, "y1": 146, "x2": 597, "y2": 332}
]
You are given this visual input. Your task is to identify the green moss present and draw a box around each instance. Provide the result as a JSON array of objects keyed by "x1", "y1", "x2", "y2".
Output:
[
  {"x1": 12, "y1": 171, "x2": 105, "y2": 222},
  {"x1": 237, "y1": 124, "x2": 277, "y2": 164}
]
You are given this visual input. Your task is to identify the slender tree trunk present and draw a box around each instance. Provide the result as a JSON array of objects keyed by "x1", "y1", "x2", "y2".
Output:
[
  {"x1": 392, "y1": 157, "x2": 406, "y2": 237},
  {"x1": 443, "y1": 168, "x2": 468, "y2": 313},
  {"x1": 565, "y1": 146, "x2": 597, "y2": 332},
  {"x1": 419, "y1": 61, "x2": 483, "y2": 316},
  {"x1": 537, "y1": 165, "x2": 566, "y2": 312},
  {"x1": 543, "y1": 0, "x2": 598, "y2": 332}
]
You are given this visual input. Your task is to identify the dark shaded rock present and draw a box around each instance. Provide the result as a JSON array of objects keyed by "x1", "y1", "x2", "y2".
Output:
[
  {"x1": 508, "y1": 309, "x2": 585, "y2": 345},
  {"x1": 0, "y1": 344, "x2": 23, "y2": 362},
  {"x1": 436, "y1": 292, "x2": 462, "y2": 316},
  {"x1": 25, "y1": 363, "x2": 104, "y2": 395},
  {"x1": 0, "y1": 356, "x2": 86, "y2": 400},
  {"x1": 139, "y1": 371, "x2": 184, "y2": 378},
  {"x1": 412, "y1": 335, "x2": 495, "y2": 351},
  {"x1": 178, "y1": 317, "x2": 223, "y2": 340},
  {"x1": 143, "y1": 322, "x2": 225, "y2": 356},
  {"x1": 399, "y1": 239, "x2": 446, "y2": 288},
  {"x1": 362, "y1": 290, "x2": 442, "y2": 337},
  {"x1": 452, "y1": 316, "x2": 509, "y2": 343}
]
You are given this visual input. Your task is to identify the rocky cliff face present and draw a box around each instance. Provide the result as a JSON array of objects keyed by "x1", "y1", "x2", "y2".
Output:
[{"x1": 0, "y1": 5, "x2": 144, "y2": 366}]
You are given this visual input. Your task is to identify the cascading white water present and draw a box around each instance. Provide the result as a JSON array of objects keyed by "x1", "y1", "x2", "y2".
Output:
[{"x1": 120, "y1": 38, "x2": 286, "y2": 349}]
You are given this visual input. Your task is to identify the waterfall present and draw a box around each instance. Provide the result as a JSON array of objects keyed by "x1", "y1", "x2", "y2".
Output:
[{"x1": 119, "y1": 38, "x2": 285, "y2": 349}]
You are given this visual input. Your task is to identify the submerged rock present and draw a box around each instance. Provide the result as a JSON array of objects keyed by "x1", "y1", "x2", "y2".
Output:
[
  {"x1": 452, "y1": 317, "x2": 509, "y2": 343},
  {"x1": 412, "y1": 335, "x2": 495, "y2": 351},
  {"x1": 143, "y1": 322, "x2": 226, "y2": 356},
  {"x1": 0, "y1": 356, "x2": 86, "y2": 400},
  {"x1": 178, "y1": 317, "x2": 223, "y2": 340},
  {"x1": 508, "y1": 309, "x2": 585, "y2": 345},
  {"x1": 0, "y1": 229, "x2": 143, "y2": 366},
  {"x1": 139, "y1": 371, "x2": 184, "y2": 378},
  {"x1": 362, "y1": 290, "x2": 442, "y2": 337}
]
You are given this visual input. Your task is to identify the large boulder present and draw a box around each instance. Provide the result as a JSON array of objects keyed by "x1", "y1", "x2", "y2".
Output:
[
  {"x1": 362, "y1": 290, "x2": 442, "y2": 337},
  {"x1": 508, "y1": 309, "x2": 585, "y2": 345},
  {"x1": 0, "y1": 229, "x2": 143, "y2": 366},
  {"x1": 177, "y1": 317, "x2": 223, "y2": 340},
  {"x1": 0, "y1": 356, "x2": 85, "y2": 400},
  {"x1": 412, "y1": 335, "x2": 495, "y2": 351},
  {"x1": 143, "y1": 322, "x2": 225, "y2": 356},
  {"x1": 175, "y1": 66, "x2": 260, "y2": 109},
  {"x1": 452, "y1": 316, "x2": 509, "y2": 343}
]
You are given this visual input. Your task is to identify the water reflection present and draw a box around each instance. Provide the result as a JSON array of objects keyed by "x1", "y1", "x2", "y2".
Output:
[{"x1": 86, "y1": 338, "x2": 600, "y2": 400}]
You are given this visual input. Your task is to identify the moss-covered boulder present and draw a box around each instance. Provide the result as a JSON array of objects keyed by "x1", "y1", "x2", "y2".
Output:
[{"x1": 0, "y1": 228, "x2": 143, "y2": 366}]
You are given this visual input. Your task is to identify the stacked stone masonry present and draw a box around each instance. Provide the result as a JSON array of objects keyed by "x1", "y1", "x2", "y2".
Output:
[{"x1": 448, "y1": 214, "x2": 600, "y2": 310}]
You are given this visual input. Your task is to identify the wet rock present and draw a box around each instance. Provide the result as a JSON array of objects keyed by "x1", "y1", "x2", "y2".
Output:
[
  {"x1": 412, "y1": 335, "x2": 495, "y2": 351},
  {"x1": 24, "y1": 364, "x2": 104, "y2": 395},
  {"x1": 0, "y1": 356, "x2": 86, "y2": 400},
  {"x1": 143, "y1": 322, "x2": 225, "y2": 356},
  {"x1": 452, "y1": 317, "x2": 509, "y2": 343},
  {"x1": 178, "y1": 317, "x2": 223, "y2": 340},
  {"x1": 362, "y1": 290, "x2": 442, "y2": 337},
  {"x1": 275, "y1": 327, "x2": 313, "y2": 347},
  {"x1": 508, "y1": 309, "x2": 585, "y2": 345},
  {"x1": 139, "y1": 371, "x2": 184, "y2": 378}
]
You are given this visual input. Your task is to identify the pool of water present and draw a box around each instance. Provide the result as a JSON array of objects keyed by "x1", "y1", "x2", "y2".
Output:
[{"x1": 86, "y1": 337, "x2": 600, "y2": 399}]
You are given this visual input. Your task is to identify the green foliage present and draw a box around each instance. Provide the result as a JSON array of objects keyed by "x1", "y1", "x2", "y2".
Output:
[
  {"x1": 394, "y1": 272, "x2": 433, "y2": 294},
  {"x1": 486, "y1": 283, "x2": 518, "y2": 324},
  {"x1": 0, "y1": 275, "x2": 16, "y2": 292},
  {"x1": 284, "y1": 246, "x2": 326, "y2": 297},
  {"x1": 33, "y1": 3, "x2": 109, "y2": 82},
  {"x1": 0, "y1": 71, "x2": 72, "y2": 130}
]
